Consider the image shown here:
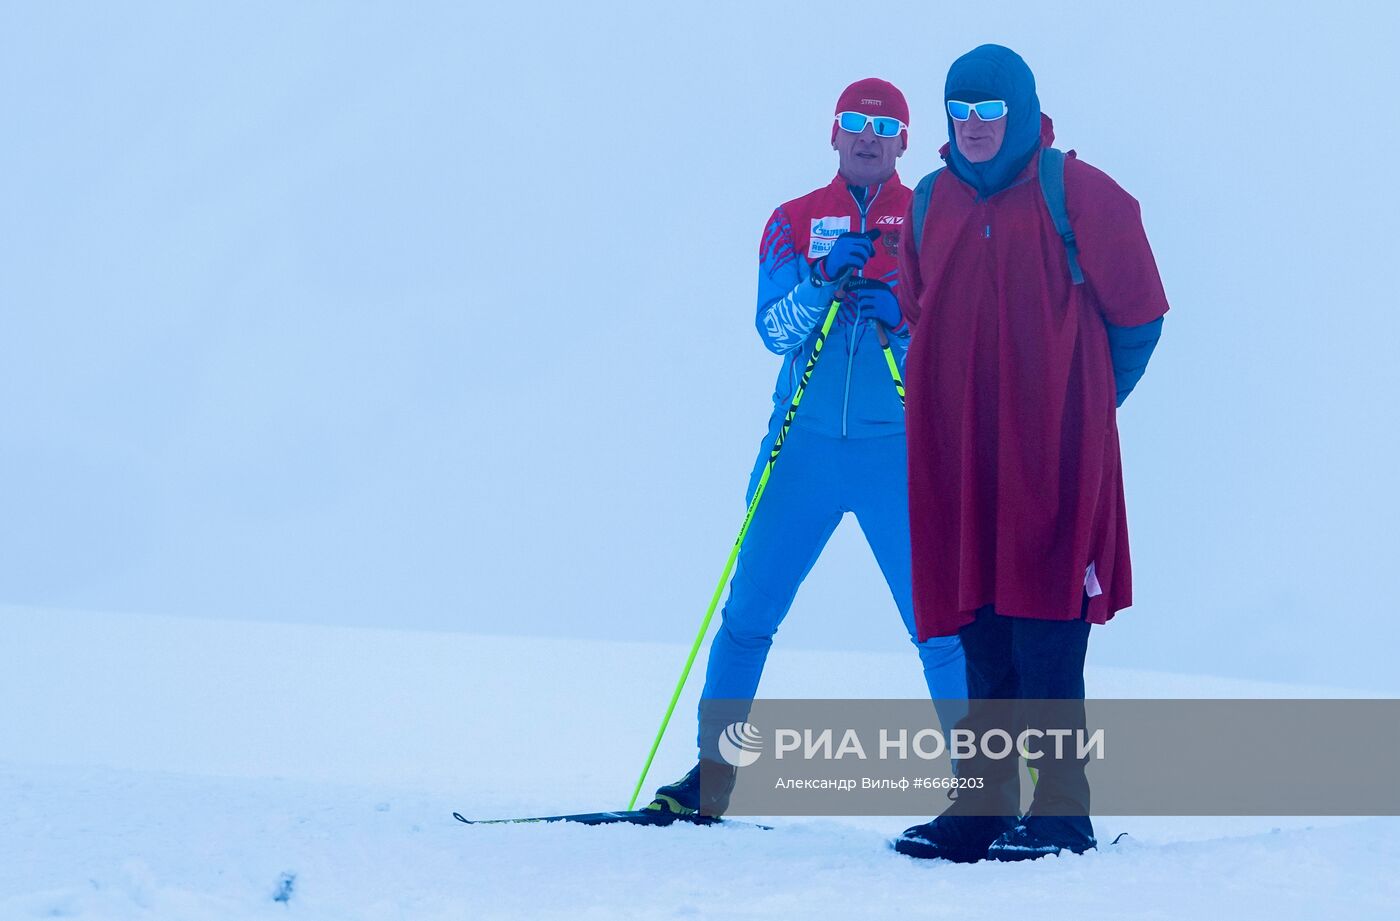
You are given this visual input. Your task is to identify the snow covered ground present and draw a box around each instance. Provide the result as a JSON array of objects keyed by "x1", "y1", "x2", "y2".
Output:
[{"x1": 3, "y1": 605, "x2": 1396, "y2": 920}]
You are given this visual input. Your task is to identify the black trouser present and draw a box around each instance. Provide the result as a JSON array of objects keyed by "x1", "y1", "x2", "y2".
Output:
[{"x1": 950, "y1": 602, "x2": 1093, "y2": 841}]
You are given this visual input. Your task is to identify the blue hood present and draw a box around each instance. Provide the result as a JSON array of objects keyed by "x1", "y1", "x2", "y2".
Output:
[{"x1": 944, "y1": 45, "x2": 1042, "y2": 198}]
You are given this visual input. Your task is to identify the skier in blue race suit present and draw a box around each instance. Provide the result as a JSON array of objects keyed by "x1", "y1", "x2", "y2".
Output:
[{"x1": 647, "y1": 78, "x2": 967, "y2": 817}]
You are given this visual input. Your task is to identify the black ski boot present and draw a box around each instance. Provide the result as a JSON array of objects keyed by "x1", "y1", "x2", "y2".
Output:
[
  {"x1": 645, "y1": 759, "x2": 737, "y2": 818},
  {"x1": 893, "y1": 812, "x2": 1017, "y2": 863},
  {"x1": 986, "y1": 815, "x2": 1097, "y2": 861}
]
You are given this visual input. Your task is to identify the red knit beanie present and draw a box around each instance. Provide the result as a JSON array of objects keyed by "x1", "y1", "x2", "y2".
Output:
[{"x1": 831, "y1": 77, "x2": 910, "y2": 145}]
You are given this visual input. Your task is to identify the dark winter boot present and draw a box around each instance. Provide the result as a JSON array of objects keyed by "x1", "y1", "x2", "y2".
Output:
[
  {"x1": 645, "y1": 759, "x2": 737, "y2": 817},
  {"x1": 892, "y1": 812, "x2": 1017, "y2": 863},
  {"x1": 986, "y1": 815, "x2": 1097, "y2": 861}
]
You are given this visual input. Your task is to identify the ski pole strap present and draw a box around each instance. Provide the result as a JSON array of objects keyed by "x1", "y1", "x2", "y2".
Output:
[{"x1": 627, "y1": 294, "x2": 846, "y2": 810}]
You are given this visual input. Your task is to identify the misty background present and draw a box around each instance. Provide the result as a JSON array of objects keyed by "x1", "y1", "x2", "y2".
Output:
[{"x1": 2, "y1": 1, "x2": 1396, "y2": 689}]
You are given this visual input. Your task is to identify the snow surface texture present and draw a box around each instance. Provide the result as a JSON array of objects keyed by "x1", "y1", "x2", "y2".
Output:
[{"x1": 3, "y1": 606, "x2": 1396, "y2": 920}]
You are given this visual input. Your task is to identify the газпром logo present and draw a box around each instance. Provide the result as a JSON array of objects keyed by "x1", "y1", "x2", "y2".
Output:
[
  {"x1": 717, "y1": 722, "x2": 763, "y2": 767},
  {"x1": 808, "y1": 215, "x2": 852, "y2": 258}
]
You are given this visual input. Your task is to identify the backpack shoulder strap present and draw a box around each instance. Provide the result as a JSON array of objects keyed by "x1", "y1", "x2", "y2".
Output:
[
  {"x1": 1038, "y1": 147, "x2": 1085, "y2": 285},
  {"x1": 911, "y1": 167, "x2": 944, "y2": 253}
]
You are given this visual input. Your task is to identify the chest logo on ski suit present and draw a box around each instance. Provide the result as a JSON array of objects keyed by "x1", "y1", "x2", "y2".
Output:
[{"x1": 807, "y1": 216, "x2": 851, "y2": 258}]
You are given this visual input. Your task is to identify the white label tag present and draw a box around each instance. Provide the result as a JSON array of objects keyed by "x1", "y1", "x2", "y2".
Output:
[
  {"x1": 808, "y1": 216, "x2": 851, "y2": 258},
  {"x1": 1085, "y1": 561, "x2": 1103, "y2": 598}
]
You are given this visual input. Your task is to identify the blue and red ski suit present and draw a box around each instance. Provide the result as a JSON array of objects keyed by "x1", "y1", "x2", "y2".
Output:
[{"x1": 698, "y1": 173, "x2": 967, "y2": 757}]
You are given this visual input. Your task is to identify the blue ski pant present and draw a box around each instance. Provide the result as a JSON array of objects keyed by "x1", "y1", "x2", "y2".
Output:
[{"x1": 697, "y1": 425, "x2": 966, "y2": 757}]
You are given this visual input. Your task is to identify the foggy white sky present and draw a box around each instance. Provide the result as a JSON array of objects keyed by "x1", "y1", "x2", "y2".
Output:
[{"x1": 1, "y1": 1, "x2": 1397, "y2": 688}]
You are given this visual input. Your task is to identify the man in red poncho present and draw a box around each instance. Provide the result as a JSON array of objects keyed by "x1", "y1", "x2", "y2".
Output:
[{"x1": 892, "y1": 45, "x2": 1169, "y2": 862}]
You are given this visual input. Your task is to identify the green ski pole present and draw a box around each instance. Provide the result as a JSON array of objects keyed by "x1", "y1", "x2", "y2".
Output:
[
  {"x1": 626, "y1": 283, "x2": 850, "y2": 810},
  {"x1": 873, "y1": 321, "x2": 905, "y2": 407}
]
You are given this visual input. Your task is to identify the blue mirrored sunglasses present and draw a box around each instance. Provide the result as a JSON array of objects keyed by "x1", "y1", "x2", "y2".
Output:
[
  {"x1": 946, "y1": 99, "x2": 1009, "y2": 121},
  {"x1": 835, "y1": 111, "x2": 906, "y2": 138}
]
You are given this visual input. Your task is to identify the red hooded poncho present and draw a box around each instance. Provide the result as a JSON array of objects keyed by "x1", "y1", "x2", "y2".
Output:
[{"x1": 898, "y1": 116, "x2": 1169, "y2": 639}]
